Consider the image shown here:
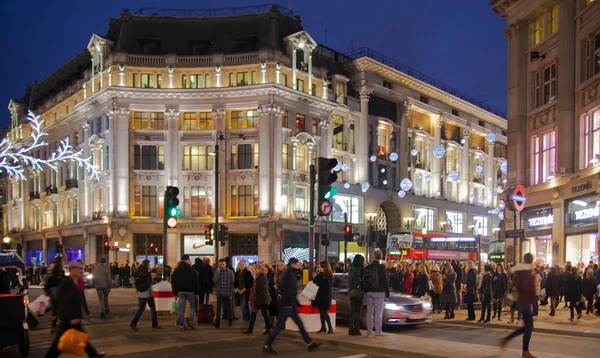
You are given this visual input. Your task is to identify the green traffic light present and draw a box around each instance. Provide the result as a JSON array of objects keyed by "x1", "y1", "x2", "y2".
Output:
[
  {"x1": 170, "y1": 207, "x2": 180, "y2": 217},
  {"x1": 324, "y1": 187, "x2": 338, "y2": 199}
]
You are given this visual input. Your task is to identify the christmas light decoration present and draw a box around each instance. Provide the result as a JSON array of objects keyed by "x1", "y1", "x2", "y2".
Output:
[
  {"x1": 411, "y1": 149, "x2": 418, "y2": 157},
  {"x1": 0, "y1": 111, "x2": 98, "y2": 181},
  {"x1": 361, "y1": 182, "x2": 370, "y2": 193},
  {"x1": 397, "y1": 190, "x2": 406, "y2": 198},
  {"x1": 389, "y1": 152, "x2": 398, "y2": 162},
  {"x1": 400, "y1": 178, "x2": 413, "y2": 191},
  {"x1": 501, "y1": 160, "x2": 508, "y2": 175},
  {"x1": 486, "y1": 132, "x2": 497, "y2": 143},
  {"x1": 448, "y1": 170, "x2": 460, "y2": 183},
  {"x1": 433, "y1": 144, "x2": 446, "y2": 159}
]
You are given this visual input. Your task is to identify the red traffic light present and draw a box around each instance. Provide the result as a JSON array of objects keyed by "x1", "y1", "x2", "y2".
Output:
[
  {"x1": 150, "y1": 242, "x2": 154, "y2": 248},
  {"x1": 104, "y1": 241, "x2": 108, "y2": 246},
  {"x1": 344, "y1": 224, "x2": 352, "y2": 234}
]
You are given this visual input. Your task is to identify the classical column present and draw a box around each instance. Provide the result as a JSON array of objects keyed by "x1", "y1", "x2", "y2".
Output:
[
  {"x1": 431, "y1": 114, "x2": 442, "y2": 197},
  {"x1": 356, "y1": 85, "x2": 374, "y2": 184},
  {"x1": 460, "y1": 126, "x2": 471, "y2": 203},
  {"x1": 105, "y1": 111, "x2": 115, "y2": 214},
  {"x1": 258, "y1": 103, "x2": 273, "y2": 215},
  {"x1": 168, "y1": 67, "x2": 175, "y2": 88},
  {"x1": 258, "y1": 101, "x2": 284, "y2": 214},
  {"x1": 109, "y1": 106, "x2": 130, "y2": 217},
  {"x1": 486, "y1": 141, "x2": 495, "y2": 207},
  {"x1": 261, "y1": 61, "x2": 267, "y2": 84},
  {"x1": 307, "y1": 47, "x2": 313, "y2": 95},
  {"x1": 292, "y1": 46, "x2": 298, "y2": 90},
  {"x1": 90, "y1": 55, "x2": 95, "y2": 94},
  {"x1": 557, "y1": 0, "x2": 576, "y2": 175},
  {"x1": 165, "y1": 109, "x2": 180, "y2": 187},
  {"x1": 399, "y1": 103, "x2": 409, "y2": 183},
  {"x1": 551, "y1": 199, "x2": 564, "y2": 266},
  {"x1": 319, "y1": 114, "x2": 332, "y2": 160},
  {"x1": 119, "y1": 65, "x2": 126, "y2": 87},
  {"x1": 212, "y1": 108, "x2": 226, "y2": 218},
  {"x1": 322, "y1": 79, "x2": 328, "y2": 100},
  {"x1": 215, "y1": 65, "x2": 222, "y2": 87},
  {"x1": 82, "y1": 122, "x2": 91, "y2": 219}
]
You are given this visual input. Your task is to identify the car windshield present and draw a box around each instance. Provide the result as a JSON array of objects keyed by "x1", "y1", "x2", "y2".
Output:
[{"x1": 333, "y1": 275, "x2": 349, "y2": 290}]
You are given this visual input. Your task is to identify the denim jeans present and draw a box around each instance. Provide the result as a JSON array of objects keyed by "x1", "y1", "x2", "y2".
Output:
[
  {"x1": 96, "y1": 287, "x2": 110, "y2": 314},
  {"x1": 265, "y1": 306, "x2": 312, "y2": 346},
  {"x1": 505, "y1": 303, "x2": 534, "y2": 352},
  {"x1": 247, "y1": 304, "x2": 270, "y2": 332},
  {"x1": 178, "y1": 292, "x2": 196, "y2": 327},
  {"x1": 114, "y1": 275, "x2": 120, "y2": 288},
  {"x1": 131, "y1": 297, "x2": 158, "y2": 327},
  {"x1": 365, "y1": 292, "x2": 385, "y2": 335},
  {"x1": 240, "y1": 293, "x2": 250, "y2": 321},
  {"x1": 216, "y1": 296, "x2": 231, "y2": 321},
  {"x1": 45, "y1": 321, "x2": 98, "y2": 358}
]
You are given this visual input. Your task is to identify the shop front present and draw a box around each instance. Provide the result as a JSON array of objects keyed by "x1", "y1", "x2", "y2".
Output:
[
  {"x1": 26, "y1": 240, "x2": 43, "y2": 266},
  {"x1": 47, "y1": 238, "x2": 59, "y2": 263},
  {"x1": 62, "y1": 235, "x2": 86, "y2": 263},
  {"x1": 181, "y1": 234, "x2": 215, "y2": 264},
  {"x1": 523, "y1": 206, "x2": 554, "y2": 266},
  {"x1": 134, "y1": 233, "x2": 164, "y2": 266},
  {"x1": 565, "y1": 194, "x2": 599, "y2": 265}
]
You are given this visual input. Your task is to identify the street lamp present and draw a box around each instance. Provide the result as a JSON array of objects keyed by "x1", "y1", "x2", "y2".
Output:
[
  {"x1": 366, "y1": 213, "x2": 377, "y2": 262},
  {"x1": 3, "y1": 236, "x2": 10, "y2": 244},
  {"x1": 2, "y1": 236, "x2": 10, "y2": 252}
]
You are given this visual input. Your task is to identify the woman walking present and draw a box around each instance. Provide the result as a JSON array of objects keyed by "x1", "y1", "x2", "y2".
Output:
[
  {"x1": 268, "y1": 260, "x2": 285, "y2": 328},
  {"x1": 313, "y1": 261, "x2": 334, "y2": 334},
  {"x1": 441, "y1": 264, "x2": 457, "y2": 319},
  {"x1": 464, "y1": 261, "x2": 477, "y2": 321},
  {"x1": 430, "y1": 266, "x2": 443, "y2": 314},
  {"x1": 492, "y1": 264, "x2": 508, "y2": 321},
  {"x1": 544, "y1": 266, "x2": 560, "y2": 316},
  {"x1": 348, "y1": 255, "x2": 365, "y2": 335},
  {"x1": 415, "y1": 265, "x2": 429, "y2": 298},
  {"x1": 243, "y1": 264, "x2": 271, "y2": 334},
  {"x1": 44, "y1": 256, "x2": 65, "y2": 334},
  {"x1": 234, "y1": 260, "x2": 254, "y2": 331},
  {"x1": 564, "y1": 267, "x2": 583, "y2": 321},
  {"x1": 478, "y1": 264, "x2": 493, "y2": 323},
  {"x1": 582, "y1": 268, "x2": 597, "y2": 315}
]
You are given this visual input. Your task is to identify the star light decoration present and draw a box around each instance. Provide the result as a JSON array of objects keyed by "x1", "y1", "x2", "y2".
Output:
[
  {"x1": 369, "y1": 155, "x2": 377, "y2": 162},
  {"x1": 425, "y1": 174, "x2": 432, "y2": 182},
  {"x1": 341, "y1": 164, "x2": 349, "y2": 172},
  {"x1": 448, "y1": 170, "x2": 460, "y2": 183},
  {"x1": 432, "y1": 144, "x2": 446, "y2": 159},
  {"x1": 475, "y1": 165, "x2": 483, "y2": 173},
  {"x1": 0, "y1": 111, "x2": 98, "y2": 181},
  {"x1": 343, "y1": 182, "x2": 350, "y2": 189},
  {"x1": 411, "y1": 149, "x2": 419, "y2": 157}
]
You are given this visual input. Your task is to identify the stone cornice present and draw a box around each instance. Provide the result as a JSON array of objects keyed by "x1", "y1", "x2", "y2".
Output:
[{"x1": 350, "y1": 58, "x2": 507, "y2": 129}]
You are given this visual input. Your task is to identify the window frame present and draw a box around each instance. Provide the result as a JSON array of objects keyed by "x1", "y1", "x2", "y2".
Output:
[
  {"x1": 134, "y1": 144, "x2": 165, "y2": 170},
  {"x1": 182, "y1": 144, "x2": 213, "y2": 171}
]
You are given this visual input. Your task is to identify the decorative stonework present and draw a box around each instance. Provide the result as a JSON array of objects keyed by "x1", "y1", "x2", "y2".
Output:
[
  {"x1": 164, "y1": 108, "x2": 180, "y2": 118},
  {"x1": 462, "y1": 126, "x2": 472, "y2": 137},
  {"x1": 258, "y1": 101, "x2": 284, "y2": 115},
  {"x1": 211, "y1": 108, "x2": 226, "y2": 119},
  {"x1": 578, "y1": 76, "x2": 600, "y2": 110},
  {"x1": 531, "y1": 105, "x2": 557, "y2": 130},
  {"x1": 228, "y1": 170, "x2": 257, "y2": 181},
  {"x1": 108, "y1": 106, "x2": 130, "y2": 118},
  {"x1": 319, "y1": 116, "x2": 331, "y2": 129},
  {"x1": 357, "y1": 85, "x2": 374, "y2": 100}
]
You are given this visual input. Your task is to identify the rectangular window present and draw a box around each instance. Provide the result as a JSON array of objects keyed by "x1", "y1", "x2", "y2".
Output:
[
  {"x1": 349, "y1": 120, "x2": 356, "y2": 154},
  {"x1": 296, "y1": 114, "x2": 305, "y2": 132},
  {"x1": 312, "y1": 119, "x2": 318, "y2": 136},
  {"x1": 182, "y1": 145, "x2": 213, "y2": 171},
  {"x1": 70, "y1": 198, "x2": 79, "y2": 224},
  {"x1": 141, "y1": 74, "x2": 156, "y2": 88},
  {"x1": 335, "y1": 82, "x2": 345, "y2": 103},
  {"x1": 134, "y1": 185, "x2": 158, "y2": 217},
  {"x1": 186, "y1": 186, "x2": 212, "y2": 217},
  {"x1": 205, "y1": 74, "x2": 211, "y2": 88},
  {"x1": 412, "y1": 206, "x2": 437, "y2": 231},
  {"x1": 445, "y1": 211, "x2": 464, "y2": 234},
  {"x1": 331, "y1": 195, "x2": 363, "y2": 224},
  {"x1": 231, "y1": 144, "x2": 253, "y2": 170},
  {"x1": 253, "y1": 143, "x2": 259, "y2": 168},
  {"x1": 229, "y1": 73, "x2": 234, "y2": 87},
  {"x1": 547, "y1": 5, "x2": 559, "y2": 35},
  {"x1": 281, "y1": 73, "x2": 288, "y2": 87},
  {"x1": 543, "y1": 64, "x2": 557, "y2": 104},
  {"x1": 237, "y1": 72, "x2": 249, "y2": 86},
  {"x1": 297, "y1": 79, "x2": 305, "y2": 92},
  {"x1": 133, "y1": 73, "x2": 139, "y2": 88},
  {"x1": 282, "y1": 144, "x2": 289, "y2": 170},
  {"x1": 473, "y1": 215, "x2": 489, "y2": 236},
  {"x1": 377, "y1": 127, "x2": 389, "y2": 159},
  {"x1": 294, "y1": 186, "x2": 307, "y2": 213},
  {"x1": 531, "y1": 13, "x2": 545, "y2": 45},
  {"x1": 296, "y1": 146, "x2": 307, "y2": 172},
  {"x1": 584, "y1": 110, "x2": 600, "y2": 166},
  {"x1": 532, "y1": 130, "x2": 556, "y2": 184},
  {"x1": 132, "y1": 111, "x2": 164, "y2": 130},
  {"x1": 230, "y1": 111, "x2": 243, "y2": 129},
  {"x1": 182, "y1": 112, "x2": 212, "y2": 130},
  {"x1": 231, "y1": 185, "x2": 254, "y2": 216},
  {"x1": 182, "y1": 75, "x2": 187, "y2": 88},
  {"x1": 332, "y1": 115, "x2": 344, "y2": 150},
  {"x1": 282, "y1": 110, "x2": 289, "y2": 128},
  {"x1": 134, "y1": 145, "x2": 165, "y2": 170},
  {"x1": 246, "y1": 110, "x2": 258, "y2": 128},
  {"x1": 189, "y1": 74, "x2": 202, "y2": 89}
]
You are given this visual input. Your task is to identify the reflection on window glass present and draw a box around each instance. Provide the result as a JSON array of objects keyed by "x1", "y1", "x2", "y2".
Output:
[{"x1": 331, "y1": 195, "x2": 363, "y2": 224}]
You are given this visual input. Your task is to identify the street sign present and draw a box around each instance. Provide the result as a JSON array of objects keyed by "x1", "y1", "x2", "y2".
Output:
[
  {"x1": 507, "y1": 185, "x2": 527, "y2": 212},
  {"x1": 504, "y1": 229, "x2": 525, "y2": 239},
  {"x1": 319, "y1": 201, "x2": 332, "y2": 216}
]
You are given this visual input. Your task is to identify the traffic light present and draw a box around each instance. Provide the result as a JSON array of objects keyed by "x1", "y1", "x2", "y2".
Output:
[
  {"x1": 357, "y1": 235, "x2": 366, "y2": 247},
  {"x1": 317, "y1": 157, "x2": 338, "y2": 216},
  {"x1": 205, "y1": 224, "x2": 214, "y2": 246},
  {"x1": 165, "y1": 186, "x2": 180, "y2": 228},
  {"x1": 220, "y1": 225, "x2": 228, "y2": 247},
  {"x1": 104, "y1": 241, "x2": 109, "y2": 247},
  {"x1": 344, "y1": 224, "x2": 353, "y2": 242},
  {"x1": 321, "y1": 233, "x2": 329, "y2": 246}
]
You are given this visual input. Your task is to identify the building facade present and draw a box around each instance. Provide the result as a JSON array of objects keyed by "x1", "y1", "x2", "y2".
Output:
[
  {"x1": 492, "y1": 0, "x2": 600, "y2": 266},
  {"x1": 4, "y1": 5, "x2": 507, "y2": 267}
]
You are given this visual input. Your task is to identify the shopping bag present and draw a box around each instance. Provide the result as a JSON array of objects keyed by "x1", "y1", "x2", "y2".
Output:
[
  {"x1": 539, "y1": 288, "x2": 546, "y2": 301},
  {"x1": 171, "y1": 299, "x2": 180, "y2": 314},
  {"x1": 57, "y1": 328, "x2": 89, "y2": 356},
  {"x1": 29, "y1": 294, "x2": 50, "y2": 316},
  {"x1": 301, "y1": 281, "x2": 319, "y2": 300}
]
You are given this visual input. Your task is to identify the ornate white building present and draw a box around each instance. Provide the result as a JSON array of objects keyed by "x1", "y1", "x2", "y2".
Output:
[{"x1": 4, "y1": 5, "x2": 507, "y2": 266}]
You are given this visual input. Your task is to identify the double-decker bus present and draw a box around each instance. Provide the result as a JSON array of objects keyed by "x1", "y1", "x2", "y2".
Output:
[
  {"x1": 488, "y1": 240, "x2": 505, "y2": 263},
  {"x1": 386, "y1": 231, "x2": 480, "y2": 262}
]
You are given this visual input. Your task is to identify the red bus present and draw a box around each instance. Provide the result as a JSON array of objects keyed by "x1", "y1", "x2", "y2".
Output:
[{"x1": 386, "y1": 231, "x2": 479, "y2": 262}]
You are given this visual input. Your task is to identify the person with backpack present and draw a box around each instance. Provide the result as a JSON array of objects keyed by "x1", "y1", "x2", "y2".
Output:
[
  {"x1": 348, "y1": 255, "x2": 365, "y2": 335},
  {"x1": 362, "y1": 250, "x2": 390, "y2": 337},
  {"x1": 130, "y1": 259, "x2": 160, "y2": 331}
]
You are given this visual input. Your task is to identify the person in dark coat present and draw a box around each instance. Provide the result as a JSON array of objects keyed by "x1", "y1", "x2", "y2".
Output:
[
  {"x1": 243, "y1": 263, "x2": 271, "y2": 334},
  {"x1": 44, "y1": 256, "x2": 65, "y2": 334},
  {"x1": 348, "y1": 255, "x2": 365, "y2": 335},
  {"x1": 312, "y1": 261, "x2": 334, "y2": 334},
  {"x1": 452, "y1": 260, "x2": 463, "y2": 304},
  {"x1": 415, "y1": 265, "x2": 429, "y2": 297},
  {"x1": 203, "y1": 257, "x2": 213, "y2": 304},
  {"x1": 582, "y1": 268, "x2": 597, "y2": 315},
  {"x1": 0, "y1": 268, "x2": 11, "y2": 294},
  {"x1": 493, "y1": 264, "x2": 508, "y2": 321},
  {"x1": 44, "y1": 262, "x2": 105, "y2": 358},
  {"x1": 193, "y1": 258, "x2": 209, "y2": 308},
  {"x1": 478, "y1": 265, "x2": 493, "y2": 323},
  {"x1": 171, "y1": 255, "x2": 200, "y2": 329},
  {"x1": 544, "y1": 265, "x2": 560, "y2": 316},
  {"x1": 464, "y1": 261, "x2": 477, "y2": 321},
  {"x1": 564, "y1": 266, "x2": 582, "y2": 321},
  {"x1": 441, "y1": 264, "x2": 457, "y2": 319},
  {"x1": 268, "y1": 260, "x2": 285, "y2": 328},
  {"x1": 412, "y1": 263, "x2": 421, "y2": 297}
]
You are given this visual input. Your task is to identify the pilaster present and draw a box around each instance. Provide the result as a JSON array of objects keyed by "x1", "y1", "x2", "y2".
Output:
[
  {"x1": 108, "y1": 106, "x2": 130, "y2": 217},
  {"x1": 292, "y1": 47, "x2": 297, "y2": 90},
  {"x1": 431, "y1": 114, "x2": 442, "y2": 197},
  {"x1": 212, "y1": 108, "x2": 226, "y2": 218},
  {"x1": 460, "y1": 126, "x2": 471, "y2": 203},
  {"x1": 307, "y1": 47, "x2": 313, "y2": 95},
  {"x1": 399, "y1": 103, "x2": 409, "y2": 183},
  {"x1": 486, "y1": 141, "x2": 495, "y2": 207},
  {"x1": 165, "y1": 108, "x2": 180, "y2": 187},
  {"x1": 551, "y1": 199, "x2": 564, "y2": 266},
  {"x1": 82, "y1": 122, "x2": 91, "y2": 219},
  {"x1": 356, "y1": 85, "x2": 374, "y2": 184}
]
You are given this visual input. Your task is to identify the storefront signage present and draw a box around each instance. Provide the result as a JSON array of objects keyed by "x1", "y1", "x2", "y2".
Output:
[
  {"x1": 183, "y1": 235, "x2": 214, "y2": 255},
  {"x1": 425, "y1": 250, "x2": 477, "y2": 261},
  {"x1": 489, "y1": 253, "x2": 504, "y2": 260},
  {"x1": 428, "y1": 236, "x2": 477, "y2": 243},
  {"x1": 505, "y1": 229, "x2": 525, "y2": 238},
  {"x1": 528, "y1": 214, "x2": 554, "y2": 227},
  {"x1": 571, "y1": 181, "x2": 593, "y2": 194},
  {"x1": 573, "y1": 205, "x2": 600, "y2": 221},
  {"x1": 507, "y1": 185, "x2": 527, "y2": 212}
]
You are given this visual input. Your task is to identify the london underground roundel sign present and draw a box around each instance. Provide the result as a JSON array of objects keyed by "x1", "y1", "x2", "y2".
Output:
[{"x1": 508, "y1": 185, "x2": 527, "y2": 212}]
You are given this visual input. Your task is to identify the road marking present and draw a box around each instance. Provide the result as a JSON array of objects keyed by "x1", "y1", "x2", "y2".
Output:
[{"x1": 337, "y1": 355, "x2": 367, "y2": 358}]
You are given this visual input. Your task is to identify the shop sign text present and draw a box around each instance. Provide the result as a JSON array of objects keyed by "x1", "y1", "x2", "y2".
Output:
[
  {"x1": 528, "y1": 214, "x2": 554, "y2": 227},
  {"x1": 571, "y1": 181, "x2": 593, "y2": 194},
  {"x1": 573, "y1": 206, "x2": 600, "y2": 221}
]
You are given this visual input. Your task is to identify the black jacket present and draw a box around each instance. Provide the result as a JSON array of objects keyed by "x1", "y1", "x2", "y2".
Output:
[
  {"x1": 564, "y1": 274, "x2": 582, "y2": 302},
  {"x1": 348, "y1": 266, "x2": 364, "y2": 298},
  {"x1": 44, "y1": 269, "x2": 65, "y2": 297},
  {"x1": 312, "y1": 273, "x2": 333, "y2": 310},
  {"x1": 171, "y1": 262, "x2": 199, "y2": 295},
  {"x1": 464, "y1": 269, "x2": 477, "y2": 303},
  {"x1": 279, "y1": 268, "x2": 300, "y2": 307},
  {"x1": 582, "y1": 276, "x2": 597, "y2": 298},
  {"x1": 252, "y1": 273, "x2": 270, "y2": 306},
  {"x1": 415, "y1": 273, "x2": 429, "y2": 297},
  {"x1": 363, "y1": 262, "x2": 390, "y2": 298},
  {"x1": 0, "y1": 270, "x2": 11, "y2": 294},
  {"x1": 135, "y1": 265, "x2": 152, "y2": 292},
  {"x1": 478, "y1": 272, "x2": 493, "y2": 302},
  {"x1": 234, "y1": 268, "x2": 254, "y2": 298},
  {"x1": 493, "y1": 272, "x2": 508, "y2": 298},
  {"x1": 56, "y1": 277, "x2": 83, "y2": 321},
  {"x1": 544, "y1": 271, "x2": 560, "y2": 297},
  {"x1": 193, "y1": 262, "x2": 209, "y2": 295}
]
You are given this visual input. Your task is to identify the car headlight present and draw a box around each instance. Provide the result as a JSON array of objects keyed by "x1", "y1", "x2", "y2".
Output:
[
  {"x1": 385, "y1": 303, "x2": 406, "y2": 311},
  {"x1": 422, "y1": 302, "x2": 432, "y2": 309},
  {"x1": 86, "y1": 274, "x2": 93, "y2": 279}
]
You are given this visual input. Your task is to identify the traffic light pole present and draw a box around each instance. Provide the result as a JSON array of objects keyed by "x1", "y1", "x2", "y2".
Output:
[
  {"x1": 162, "y1": 190, "x2": 168, "y2": 281},
  {"x1": 344, "y1": 212, "x2": 348, "y2": 273},
  {"x1": 309, "y1": 164, "x2": 315, "y2": 274},
  {"x1": 214, "y1": 142, "x2": 220, "y2": 263}
]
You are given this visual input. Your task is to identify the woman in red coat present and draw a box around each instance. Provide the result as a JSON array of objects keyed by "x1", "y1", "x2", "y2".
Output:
[{"x1": 403, "y1": 265, "x2": 414, "y2": 294}]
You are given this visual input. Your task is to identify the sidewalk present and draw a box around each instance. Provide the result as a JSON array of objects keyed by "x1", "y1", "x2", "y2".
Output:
[{"x1": 432, "y1": 303, "x2": 600, "y2": 339}]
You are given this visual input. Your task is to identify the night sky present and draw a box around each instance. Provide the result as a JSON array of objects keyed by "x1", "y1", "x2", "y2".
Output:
[{"x1": 0, "y1": 0, "x2": 507, "y2": 127}]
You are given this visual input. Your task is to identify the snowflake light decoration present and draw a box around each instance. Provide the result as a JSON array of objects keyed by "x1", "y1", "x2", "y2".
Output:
[
  {"x1": 448, "y1": 170, "x2": 460, "y2": 183},
  {"x1": 425, "y1": 174, "x2": 432, "y2": 182},
  {"x1": 417, "y1": 172, "x2": 423, "y2": 179},
  {"x1": 369, "y1": 155, "x2": 377, "y2": 162},
  {"x1": 475, "y1": 165, "x2": 483, "y2": 173},
  {"x1": 334, "y1": 160, "x2": 342, "y2": 172},
  {"x1": 0, "y1": 111, "x2": 98, "y2": 181},
  {"x1": 498, "y1": 211, "x2": 505, "y2": 220},
  {"x1": 397, "y1": 190, "x2": 406, "y2": 198},
  {"x1": 361, "y1": 182, "x2": 370, "y2": 193},
  {"x1": 400, "y1": 178, "x2": 413, "y2": 191},
  {"x1": 501, "y1": 160, "x2": 508, "y2": 175},
  {"x1": 343, "y1": 182, "x2": 350, "y2": 189},
  {"x1": 496, "y1": 185, "x2": 504, "y2": 193},
  {"x1": 433, "y1": 144, "x2": 446, "y2": 159},
  {"x1": 486, "y1": 132, "x2": 497, "y2": 143},
  {"x1": 411, "y1": 149, "x2": 418, "y2": 157},
  {"x1": 470, "y1": 193, "x2": 476, "y2": 201},
  {"x1": 498, "y1": 200, "x2": 506, "y2": 210},
  {"x1": 341, "y1": 164, "x2": 349, "y2": 172},
  {"x1": 389, "y1": 152, "x2": 398, "y2": 162}
]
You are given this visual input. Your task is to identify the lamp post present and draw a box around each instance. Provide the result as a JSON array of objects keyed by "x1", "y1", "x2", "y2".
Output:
[
  {"x1": 366, "y1": 213, "x2": 377, "y2": 262},
  {"x1": 114, "y1": 241, "x2": 119, "y2": 263},
  {"x1": 422, "y1": 227, "x2": 427, "y2": 264},
  {"x1": 210, "y1": 131, "x2": 225, "y2": 262}
]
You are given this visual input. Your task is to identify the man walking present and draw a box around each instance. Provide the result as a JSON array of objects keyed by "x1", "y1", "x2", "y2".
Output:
[
  {"x1": 263, "y1": 258, "x2": 320, "y2": 354},
  {"x1": 362, "y1": 250, "x2": 390, "y2": 337},
  {"x1": 499, "y1": 253, "x2": 537, "y2": 358},
  {"x1": 92, "y1": 258, "x2": 112, "y2": 318},
  {"x1": 130, "y1": 259, "x2": 160, "y2": 331},
  {"x1": 171, "y1": 255, "x2": 199, "y2": 330},
  {"x1": 213, "y1": 259, "x2": 234, "y2": 328}
]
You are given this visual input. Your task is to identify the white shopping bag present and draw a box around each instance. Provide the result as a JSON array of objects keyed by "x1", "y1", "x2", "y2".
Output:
[
  {"x1": 301, "y1": 281, "x2": 319, "y2": 301},
  {"x1": 29, "y1": 294, "x2": 50, "y2": 316}
]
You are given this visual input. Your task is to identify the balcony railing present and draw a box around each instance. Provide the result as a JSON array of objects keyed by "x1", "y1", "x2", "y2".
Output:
[
  {"x1": 65, "y1": 179, "x2": 78, "y2": 190},
  {"x1": 45, "y1": 186, "x2": 58, "y2": 195},
  {"x1": 29, "y1": 192, "x2": 40, "y2": 200},
  {"x1": 92, "y1": 211, "x2": 105, "y2": 221}
]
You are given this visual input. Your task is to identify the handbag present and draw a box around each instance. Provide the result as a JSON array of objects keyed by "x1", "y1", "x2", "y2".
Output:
[
  {"x1": 428, "y1": 280, "x2": 434, "y2": 292},
  {"x1": 58, "y1": 328, "x2": 89, "y2": 356},
  {"x1": 302, "y1": 281, "x2": 319, "y2": 301},
  {"x1": 171, "y1": 299, "x2": 180, "y2": 314},
  {"x1": 234, "y1": 291, "x2": 241, "y2": 307}
]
